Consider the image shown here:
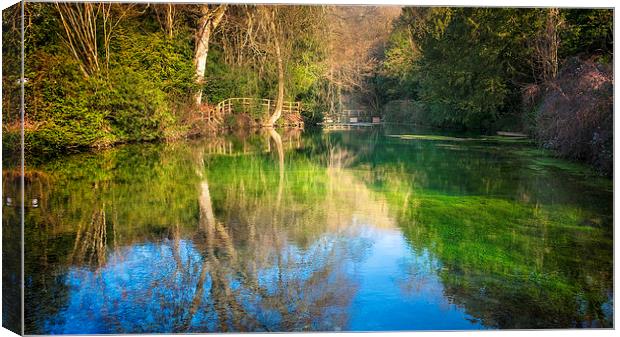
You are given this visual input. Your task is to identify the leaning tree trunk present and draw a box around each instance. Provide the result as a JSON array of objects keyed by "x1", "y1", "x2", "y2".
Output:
[
  {"x1": 194, "y1": 5, "x2": 227, "y2": 106},
  {"x1": 194, "y1": 22, "x2": 210, "y2": 106},
  {"x1": 266, "y1": 20, "x2": 284, "y2": 127}
]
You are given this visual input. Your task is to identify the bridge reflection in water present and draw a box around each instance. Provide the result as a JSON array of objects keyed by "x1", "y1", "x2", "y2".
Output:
[
  {"x1": 12, "y1": 127, "x2": 614, "y2": 333},
  {"x1": 322, "y1": 109, "x2": 382, "y2": 130}
]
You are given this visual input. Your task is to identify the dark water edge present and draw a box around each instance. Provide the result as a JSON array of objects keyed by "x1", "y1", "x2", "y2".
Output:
[
  {"x1": 2, "y1": 136, "x2": 23, "y2": 335},
  {"x1": 4, "y1": 126, "x2": 612, "y2": 333}
]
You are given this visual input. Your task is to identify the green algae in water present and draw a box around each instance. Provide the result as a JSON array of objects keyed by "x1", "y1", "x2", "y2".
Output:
[
  {"x1": 511, "y1": 147, "x2": 612, "y2": 191},
  {"x1": 388, "y1": 134, "x2": 478, "y2": 141},
  {"x1": 366, "y1": 177, "x2": 612, "y2": 328},
  {"x1": 483, "y1": 135, "x2": 534, "y2": 145},
  {"x1": 16, "y1": 127, "x2": 613, "y2": 333},
  {"x1": 389, "y1": 134, "x2": 534, "y2": 145}
]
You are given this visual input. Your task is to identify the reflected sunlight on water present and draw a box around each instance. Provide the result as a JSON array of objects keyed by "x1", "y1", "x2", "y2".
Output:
[{"x1": 9, "y1": 126, "x2": 613, "y2": 333}]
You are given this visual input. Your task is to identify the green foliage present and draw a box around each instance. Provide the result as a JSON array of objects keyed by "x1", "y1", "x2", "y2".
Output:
[
  {"x1": 288, "y1": 36, "x2": 327, "y2": 100},
  {"x1": 378, "y1": 8, "x2": 612, "y2": 132},
  {"x1": 24, "y1": 51, "x2": 112, "y2": 154},
  {"x1": 94, "y1": 68, "x2": 172, "y2": 142},
  {"x1": 29, "y1": 95, "x2": 112, "y2": 153},
  {"x1": 12, "y1": 3, "x2": 332, "y2": 157},
  {"x1": 24, "y1": 45, "x2": 175, "y2": 154},
  {"x1": 19, "y1": 4, "x2": 199, "y2": 156},
  {"x1": 376, "y1": 25, "x2": 420, "y2": 102},
  {"x1": 561, "y1": 9, "x2": 613, "y2": 59},
  {"x1": 113, "y1": 29, "x2": 198, "y2": 104},
  {"x1": 2, "y1": 3, "x2": 22, "y2": 135},
  {"x1": 202, "y1": 48, "x2": 262, "y2": 104},
  {"x1": 290, "y1": 53, "x2": 328, "y2": 124},
  {"x1": 297, "y1": 87, "x2": 327, "y2": 125},
  {"x1": 410, "y1": 8, "x2": 539, "y2": 129}
]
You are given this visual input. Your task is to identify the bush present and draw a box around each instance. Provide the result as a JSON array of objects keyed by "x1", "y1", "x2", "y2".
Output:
[
  {"x1": 94, "y1": 68, "x2": 172, "y2": 142},
  {"x1": 534, "y1": 57, "x2": 613, "y2": 176},
  {"x1": 113, "y1": 30, "x2": 198, "y2": 105},
  {"x1": 22, "y1": 18, "x2": 197, "y2": 156},
  {"x1": 23, "y1": 51, "x2": 112, "y2": 155},
  {"x1": 30, "y1": 95, "x2": 113, "y2": 153},
  {"x1": 382, "y1": 100, "x2": 430, "y2": 125}
]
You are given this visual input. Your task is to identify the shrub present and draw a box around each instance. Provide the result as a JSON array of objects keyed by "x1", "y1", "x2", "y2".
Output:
[
  {"x1": 113, "y1": 30, "x2": 198, "y2": 106},
  {"x1": 534, "y1": 57, "x2": 613, "y2": 176},
  {"x1": 23, "y1": 51, "x2": 112, "y2": 155},
  {"x1": 202, "y1": 48, "x2": 261, "y2": 104},
  {"x1": 382, "y1": 99, "x2": 430, "y2": 125},
  {"x1": 94, "y1": 68, "x2": 172, "y2": 142},
  {"x1": 22, "y1": 20, "x2": 197, "y2": 156},
  {"x1": 30, "y1": 95, "x2": 113, "y2": 153}
]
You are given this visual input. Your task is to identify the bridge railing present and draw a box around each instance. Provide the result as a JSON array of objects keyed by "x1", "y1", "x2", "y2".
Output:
[
  {"x1": 215, "y1": 98, "x2": 301, "y2": 117},
  {"x1": 201, "y1": 97, "x2": 303, "y2": 127}
]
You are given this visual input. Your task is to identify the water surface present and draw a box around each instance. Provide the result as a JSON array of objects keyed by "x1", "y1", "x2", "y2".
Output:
[{"x1": 9, "y1": 126, "x2": 613, "y2": 333}]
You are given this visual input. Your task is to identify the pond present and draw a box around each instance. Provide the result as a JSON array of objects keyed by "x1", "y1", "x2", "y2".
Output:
[{"x1": 5, "y1": 126, "x2": 613, "y2": 333}]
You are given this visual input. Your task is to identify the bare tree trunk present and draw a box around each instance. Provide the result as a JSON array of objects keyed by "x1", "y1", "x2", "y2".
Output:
[
  {"x1": 337, "y1": 81, "x2": 343, "y2": 114},
  {"x1": 266, "y1": 19, "x2": 284, "y2": 127},
  {"x1": 57, "y1": 3, "x2": 132, "y2": 78},
  {"x1": 194, "y1": 5, "x2": 227, "y2": 106},
  {"x1": 194, "y1": 23, "x2": 211, "y2": 106},
  {"x1": 545, "y1": 8, "x2": 561, "y2": 81},
  {"x1": 166, "y1": 4, "x2": 174, "y2": 38},
  {"x1": 55, "y1": 3, "x2": 100, "y2": 78}
]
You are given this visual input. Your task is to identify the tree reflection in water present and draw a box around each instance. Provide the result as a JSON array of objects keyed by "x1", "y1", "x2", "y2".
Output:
[
  {"x1": 25, "y1": 130, "x2": 386, "y2": 333},
  {"x1": 19, "y1": 127, "x2": 613, "y2": 333}
]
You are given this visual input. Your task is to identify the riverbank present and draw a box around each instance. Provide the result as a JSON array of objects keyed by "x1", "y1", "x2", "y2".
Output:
[
  {"x1": 380, "y1": 56, "x2": 613, "y2": 177},
  {"x1": 374, "y1": 9, "x2": 612, "y2": 176}
]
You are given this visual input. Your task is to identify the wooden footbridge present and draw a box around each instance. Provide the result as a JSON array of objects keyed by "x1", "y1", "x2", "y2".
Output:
[
  {"x1": 202, "y1": 98, "x2": 304, "y2": 128},
  {"x1": 322, "y1": 109, "x2": 381, "y2": 129}
]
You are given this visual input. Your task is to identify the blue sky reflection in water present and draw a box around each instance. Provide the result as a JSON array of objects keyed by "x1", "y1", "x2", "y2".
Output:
[
  {"x1": 43, "y1": 229, "x2": 483, "y2": 333},
  {"x1": 18, "y1": 127, "x2": 612, "y2": 333}
]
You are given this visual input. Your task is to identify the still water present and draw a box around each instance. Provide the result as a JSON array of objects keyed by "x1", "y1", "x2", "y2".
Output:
[{"x1": 10, "y1": 126, "x2": 613, "y2": 333}]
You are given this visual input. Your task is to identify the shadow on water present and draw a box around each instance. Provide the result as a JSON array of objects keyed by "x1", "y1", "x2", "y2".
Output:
[{"x1": 12, "y1": 126, "x2": 613, "y2": 333}]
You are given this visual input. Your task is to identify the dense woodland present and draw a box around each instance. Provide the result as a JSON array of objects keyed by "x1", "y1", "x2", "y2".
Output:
[{"x1": 1, "y1": 4, "x2": 613, "y2": 174}]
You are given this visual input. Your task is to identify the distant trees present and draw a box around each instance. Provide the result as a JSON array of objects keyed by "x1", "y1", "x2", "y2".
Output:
[
  {"x1": 214, "y1": 5, "x2": 328, "y2": 126},
  {"x1": 375, "y1": 7, "x2": 613, "y2": 173},
  {"x1": 323, "y1": 6, "x2": 400, "y2": 114},
  {"x1": 560, "y1": 9, "x2": 613, "y2": 58},
  {"x1": 378, "y1": 7, "x2": 613, "y2": 130}
]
